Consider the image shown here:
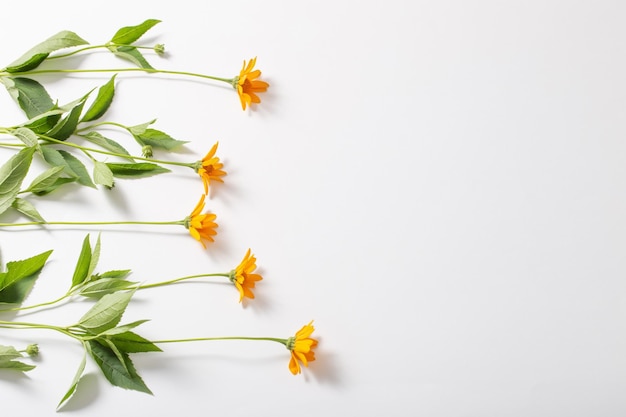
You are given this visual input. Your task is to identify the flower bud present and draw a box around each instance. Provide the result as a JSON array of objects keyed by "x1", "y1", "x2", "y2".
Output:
[
  {"x1": 26, "y1": 344, "x2": 39, "y2": 357},
  {"x1": 142, "y1": 145, "x2": 153, "y2": 158},
  {"x1": 154, "y1": 44, "x2": 165, "y2": 55}
]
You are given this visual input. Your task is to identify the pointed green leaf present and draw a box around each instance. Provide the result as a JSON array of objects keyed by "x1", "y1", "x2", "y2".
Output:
[
  {"x1": 99, "y1": 320, "x2": 149, "y2": 337},
  {"x1": 133, "y1": 129, "x2": 188, "y2": 151},
  {"x1": 110, "y1": 19, "x2": 161, "y2": 45},
  {"x1": 57, "y1": 347, "x2": 87, "y2": 410},
  {"x1": 24, "y1": 165, "x2": 65, "y2": 193},
  {"x1": 128, "y1": 119, "x2": 156, "y2": 136},
  {"x1": 13, "y1": 127, "x2": 40, "y2": 148},
  {"x1": 99, "y1": 269, "x2": 131, "y2": 279},
  {"x1": 30, "y1": 177, "x2": 76, "y2": 196},
  {"x1": 71, "y1": 235, "x2": 92, "y2": 288},
  {"x1": 78, "y1": 290, "x2": 135, "y2": 334},
  {"x1": 81, "y1": 132, "x2": 134, "y2": 161},
  {"x1": 88, "y1": 340, "x2": 152, "y2": 394},
  {"x1": 81, "y1": 75, "x2": 117, "y2": 122},
  {"x1": 79, "y1": 278, "x2": 137, "y2": 298},
  {"x1": 0, "y1": 250, "x2": 52, "y2": 304},
  {"x1": 0, "y1": 146, "x2": 35, "y2": 216},
  {"x1": 46, "y1": 98, "x2": 87, "y2": 140},
  {"x1": 12, "y1": 198, "x2": 45, "y2": 222},
  {"x1": 106, "y1": 162, "x2": 170, "y2": 179},
  {"x1": 86, "y1": 234, "x2": 101, "y2": 282},
  {"x1": 57, "y1": 150, "x2": 95, "y2": 188},
  {"x1": 108, "y1": 331, "x2": 162, "y2": 353},
  {"x1": 93, "y1": 161, "x2": 114, "y2": 187},
  {"x1": 0, "y1": 346, "x2": 35, "y2": 371},
  {"x1": 5, "y1": 31, "x2": 89, "y2": 73},
  {"x1": 110, "y1": 46, "x2": 154, "y2": 69},
  {"x1": 1, "y1": 77, "x2": 54, "y2": 119}
]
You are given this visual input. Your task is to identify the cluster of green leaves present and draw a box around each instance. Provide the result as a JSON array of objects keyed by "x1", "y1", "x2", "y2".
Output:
[
  {"x1": 0, "y1": 234, "x2": 160, "y2": 409},
  {"x1": 0, "y1": 19, "x2": 191, "y2": 220}
]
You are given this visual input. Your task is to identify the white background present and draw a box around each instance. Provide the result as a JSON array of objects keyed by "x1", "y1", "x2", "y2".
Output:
[{"x1": 1, "y1": 1, "x2": 625, "y2": 415}]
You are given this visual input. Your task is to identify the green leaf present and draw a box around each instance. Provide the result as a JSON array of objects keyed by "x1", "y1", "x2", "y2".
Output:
[
  {"x1": 2, "y1": 77, "x2": 54, "y2": 118},
  {"x1": 93, "y1": 161, "x2": 114, "y2": 187},
  {"x1": 12, "y1": 127, "x2": 39, "y2": 148},
  {"x1": 71, "y1": 235, "x2": 92, "y2": 288},
  {"x1": 24, "y1": 165, "x2": 65, "y2": 193},
  {"x1": 12, "y1": 198, "x2": 45, "y2": 222},
  {"x1": 99, "y1": 269, "x2": 131, "y2": 279},
  {"x1": 110, "y1": 46, "x2": 154, "y2": 70},
  {"x1": 30, "y1": 177, "x2": 76, "y2": 196},
  {"x1": 81, "y1": 75, "x2": 117, "y2": 122},
  {"x1": 133, "y1": 129, "x2": 188, "y2": 151},
  {"x1": 88, "y1": 340, "x2": 152, "y2": 394},
  {"x1": 106, "y1": 162, "x2": 170, "y2": 179},
  {"x1": 57, "y1": 348, "x2": 86, "y2": 410},
  {"x1": 87, "y1": 233, "x2": 102, "y2": 281},
  {"x1": 110, "y1": 19, "x2": 161, "y2": 45},
  {"x1": 0, "y1": 146, "x2": 35, "y2": 216},
  {"x1": 57, "y1": 150, "x2": 95, "y2": 188},
  {"x1": 108, "y1": 331, "x2": 162, "y2": 353},
  {"x1": 128, "y1": 119, "x2": 156, "y2": 136},
  {"x1": 81, "y1": 132, "x2": 134, "y2": 161},
  {"x1": 0, "y1": 345, "x2": 35, "y2": 371},
  {"x1": 5, "y1": 30, "x2": 89, "y2": 73},
  {"x1": 21, "y1": 108, "x2": 63, "y2": 134},
  {"x1": 99, "y1": 320, "x2": 149, "y2": 336},
  {"x1": 79, "y1": 278, "x2": 137, "y2": 298},
  {"x1": 78, "y1": 290, "x2": 135, "y2": 334},
  {"x1": 46, "y1": 97, "x2": 87, "y2": 140},
  {"x1": 0, "y1": 250, "x2": 52, "y2": 304}
]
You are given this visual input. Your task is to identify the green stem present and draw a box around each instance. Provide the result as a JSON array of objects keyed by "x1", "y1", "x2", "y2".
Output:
[
  {"x1": 0, "y1": 321, "x2": 79, "y2": 340},
  {"x1": 0, "y1": 292, "x2": 72, "y2": 312},
  {"x1": 3, "y1": 67, "x2": 234, "y2": 86},
  {"x1": 48, "y1": 44, "x2": 157, "y2": 60},
  {"x1": 0, "y1": 220, "x2": 184, "y2": 227},
  {"x1": 136, "y1": 273, "x2": 230, "y2": 290},
  {"x1": 153, "y1": 336, "x2": 288, "y2": 345}
]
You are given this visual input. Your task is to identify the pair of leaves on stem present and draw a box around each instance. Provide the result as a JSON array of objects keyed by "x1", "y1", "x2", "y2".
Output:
[{"x1": 3, "y1": 18, "x2": 161, "y2": 74}]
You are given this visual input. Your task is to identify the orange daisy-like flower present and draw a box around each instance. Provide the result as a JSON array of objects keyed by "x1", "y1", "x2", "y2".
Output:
[
  {"x1": 184, "y1": 195, "x2": 218, "y2": 248},
  {"x1": 236, "y1": 57, "x2": 269, "y2": 110},
  {"x1": 196, "y1": 142, "x2": 227, "y2": 194},
  {"x1": 287, "y1": 321, "x2": 318, "y2": 375},
  {"x1": 229, "y1": 249, "x2": 263, "y2": 302}
]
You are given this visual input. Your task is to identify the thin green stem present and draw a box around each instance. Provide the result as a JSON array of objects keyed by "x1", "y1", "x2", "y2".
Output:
[
  {"x1": 153, "y1": 336, "x2": 288, "y2": 345},
  {"x1": 0, "y1": 292, "x2": 73, "y2": 312},
  {"x1": 4, "y1": 68, "x2": 234, "y2": 85},
  {"x1": 48, "y1": 44, "x2": 157, "y2": 60},
  {"x1": 0, "y1": 220, "x2": 184, "y2": 227},
  {"x1": 0, "y1": 321, "x2": 79, "y2": 340},
  {"x1": 75, "y1": 120, "x2": 127, "y2": 132},
  {"x1": 136, "y1": 273, "x2": 230, "y2": 290}
]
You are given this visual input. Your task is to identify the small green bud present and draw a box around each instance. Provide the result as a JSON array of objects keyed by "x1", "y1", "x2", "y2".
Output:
[
  {"x1": 142, "y1": 145, "x2": 153, "y2": 158},
  {"x1": 26, "y1": 344, "x2": 39, "y2": 357},
  {"x1": 154, "y1": 44, "x2": 165, "y2": 55}
]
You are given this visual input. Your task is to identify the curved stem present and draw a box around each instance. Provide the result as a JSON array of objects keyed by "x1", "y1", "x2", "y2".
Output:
[
  {"x1": 48, "y1": 44, "x2": 157, "y2": 60},
  {"x1": 136, "y1": 273, "x2": 230, "y2": 290},
  {"x1": 4, "y1": 67, "x2": 234, "y2": 85},
  {"x1": 153, "y1": 336, "x2": 288, "y2": 345},
  {"x1": 0, "y1": 220, "x2": 185, "y2": 227},
  {"x1": 0, "y1": 321, "x2": 79, "y2": 341},
  {"x1": 0, "y1": 292, "x2": 72, "y2": 312}
]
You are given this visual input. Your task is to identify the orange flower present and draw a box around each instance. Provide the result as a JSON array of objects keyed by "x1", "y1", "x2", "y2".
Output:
[
  {"x1": 287, "y1": 321, "x2": 318, "y2": 375},
  {"x1": 236, "y1": 57, "x2": 269, "y2": 110},
  {"x1": 230, "y1": 249, "x2": 263, "y2": 302},
  {"x1": 184, "y1": 195, "x2": 218, "y2": 248},
  {"x1": 197, "y1": 142, "x2": 227, "y2": 194}
]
